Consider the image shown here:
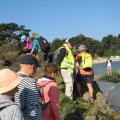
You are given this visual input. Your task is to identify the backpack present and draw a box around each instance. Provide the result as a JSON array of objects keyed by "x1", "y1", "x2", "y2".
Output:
[
  {"x1": 80, "y1": 52, "x2": 92, "y2": 69},
  {"x1": 38, "y1": 37, "x2": 50, "y2": 52},
  {"x1": 52, "y1": 49, "x2": 59, "y2": 64},
  {"x1": 52, "y1": 46, "x2": 65, "y2": 64},
  {"x1": 39, "y1": 81, "x2": 53, "y2": 111}
]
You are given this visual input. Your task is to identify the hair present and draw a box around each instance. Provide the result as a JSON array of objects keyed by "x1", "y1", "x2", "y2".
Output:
[
  {"x1": 31, "y1": 33, "x2": 36, "y2": 40},
  {"x1": 44, "y1": 63, "x2": 59, "y2": 75}
]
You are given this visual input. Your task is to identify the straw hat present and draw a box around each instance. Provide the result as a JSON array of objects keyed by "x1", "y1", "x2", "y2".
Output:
[{"x1": 0, "y1": 68, "x2": 22, "y2": 94}]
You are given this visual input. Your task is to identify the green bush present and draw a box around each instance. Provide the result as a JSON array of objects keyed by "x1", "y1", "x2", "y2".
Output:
[{"x1": 99, "y1": 72, "x2": 120, "y2": 83}]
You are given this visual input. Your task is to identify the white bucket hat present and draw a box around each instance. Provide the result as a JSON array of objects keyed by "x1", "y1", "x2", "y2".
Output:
[{"x1": 0, "y1": 68, "x2": 22, "y2": 94}]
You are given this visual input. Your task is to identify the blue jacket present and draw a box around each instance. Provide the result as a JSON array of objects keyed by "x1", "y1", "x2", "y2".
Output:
[
  {"x1": 32, "y1": 34, "x2": 42, "y2": 53},
  {"x1": 32, "y1": 38, "x2": 41, "y2": 52}
]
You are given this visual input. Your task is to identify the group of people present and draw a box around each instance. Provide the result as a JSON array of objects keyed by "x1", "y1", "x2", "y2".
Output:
[
  {"x1": 20, "y1": 32, "x2": 49, "y2": 63},
  {"x1": 20, "y1": 32, "x2": 40, "y2": 54},
  {"x1": 0, "y1": 55, "x2": 60, "y2": 120},
  {"x1": 0, "y1": 38, "x2": 95, "y2": 120},
  {"x1": 55, "y1": 39, "x2": 94, "y2": 102}
]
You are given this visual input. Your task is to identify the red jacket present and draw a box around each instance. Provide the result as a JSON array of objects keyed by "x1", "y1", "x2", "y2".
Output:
[{"x1": 37, "y1": 76, "x2": 60, "y2": 120}]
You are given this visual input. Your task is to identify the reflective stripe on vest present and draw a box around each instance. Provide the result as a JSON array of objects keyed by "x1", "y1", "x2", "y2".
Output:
[{"x1": 60, "y1": 44, "x2": 75, "y2": 73}]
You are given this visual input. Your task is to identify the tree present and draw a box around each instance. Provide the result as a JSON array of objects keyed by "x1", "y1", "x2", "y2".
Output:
[
  {"x1": 51, "y1": 38, "x2": 64, "y2": 51},
  {"x1": 0, "y1": 23, "x2": 31, "y2": 43}
]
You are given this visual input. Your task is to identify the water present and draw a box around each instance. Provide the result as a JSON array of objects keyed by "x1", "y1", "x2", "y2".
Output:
[
  {"x1": 94, "y1": 61, "x2": 120, "y2": 111},
  {"x1": 93, "y1": 61, "x2": 120, "y2": 76},
  {"x1": 107, "y1": 83, "x2": 120, "y2": 111},
  {"x1": 97, "y1": 81, "x2": 120, "y2": 111}
]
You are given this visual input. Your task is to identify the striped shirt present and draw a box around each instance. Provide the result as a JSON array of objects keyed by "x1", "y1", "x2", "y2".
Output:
[{"x1": 14, "y1": 72, "x2": 41, "y2": 120}]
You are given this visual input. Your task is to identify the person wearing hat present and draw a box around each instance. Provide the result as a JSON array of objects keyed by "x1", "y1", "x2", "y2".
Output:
[
  {"x1": 0, "y1": 68, "x2": 24, "y2": 120},
  {"x1": 75, "y1": 45, "x2": 94, "y2": 103},
  {"x1": 55, "y1": 39, "x2": 76, "y2": 100},
  {"x1": 14, "y1": 55, "x2": 41, "y2": 120}
]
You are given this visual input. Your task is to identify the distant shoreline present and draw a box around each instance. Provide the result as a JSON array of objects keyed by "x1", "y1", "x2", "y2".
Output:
[{"x1": 93, "y1": 57, "x2": 120, "y2": 64}]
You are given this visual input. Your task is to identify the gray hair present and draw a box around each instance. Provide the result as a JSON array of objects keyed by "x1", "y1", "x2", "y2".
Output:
[{"x1": 78, "y1": 45, "x2": 87, "y2": 51}]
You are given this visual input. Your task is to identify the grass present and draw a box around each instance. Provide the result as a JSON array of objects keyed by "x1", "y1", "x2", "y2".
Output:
[{"x1": 99, "y1": 72, "x2": 120, "y2": 83}]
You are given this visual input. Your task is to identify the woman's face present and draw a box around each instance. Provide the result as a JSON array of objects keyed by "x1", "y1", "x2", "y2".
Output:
[{"x1": 52, "y1": 71, "x2": 59, "y2": 79}]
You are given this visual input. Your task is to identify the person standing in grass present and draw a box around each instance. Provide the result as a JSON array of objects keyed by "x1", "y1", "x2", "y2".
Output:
[
  {"x1": 55, "y1": 39, "x2": 76, "y2": 100},
  {"x1": 75, "y1": 45, "x2": 94, "y2": 103},
  {"x1": 106, "y1": 58, "x2": 112, "y2": 76}
]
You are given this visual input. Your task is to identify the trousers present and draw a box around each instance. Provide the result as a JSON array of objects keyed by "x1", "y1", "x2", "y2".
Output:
[{"x1": 61, "y1": 69, "x2": 73, "y2": 99}]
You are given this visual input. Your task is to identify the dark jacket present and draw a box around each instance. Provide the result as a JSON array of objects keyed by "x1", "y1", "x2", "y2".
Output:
[{"x1": 56, "y1": 47, "x2": 67, "y2": 65}]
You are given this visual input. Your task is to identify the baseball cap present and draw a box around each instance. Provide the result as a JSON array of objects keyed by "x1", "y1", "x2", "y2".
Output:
[
  {"x1": 68, "y1": 38, "x2": 76, "y2": 47},
  {"x1": 20, "y1": 55, "x2": 40, "y2": 67}
]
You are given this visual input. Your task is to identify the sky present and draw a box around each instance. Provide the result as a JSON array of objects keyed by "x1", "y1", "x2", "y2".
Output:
[{"x1": 0, "y1": 0, "x2": 120, "y2": 42}]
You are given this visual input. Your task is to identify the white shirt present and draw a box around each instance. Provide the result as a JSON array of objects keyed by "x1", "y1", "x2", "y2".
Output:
[{"x1": 107, "y1": 60, "x2": 112, "y2": 67}]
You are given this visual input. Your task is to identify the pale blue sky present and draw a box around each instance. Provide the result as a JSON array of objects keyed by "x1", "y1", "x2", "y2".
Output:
[{"x1": 0, "y1": 0, "x2": 120, "y2": 41}]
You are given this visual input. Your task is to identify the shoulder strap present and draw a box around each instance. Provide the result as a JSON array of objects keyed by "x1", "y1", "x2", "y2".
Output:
[{"x1": 40, "y1": 80, "x2": 55, "y2": 103}]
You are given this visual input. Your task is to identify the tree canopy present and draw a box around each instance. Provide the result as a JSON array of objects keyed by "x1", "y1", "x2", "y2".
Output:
[
  {"x1": 0, "y1": 23, "x2": 31, "y2": 43},
  {"x1": 0, "y1": 23, "x2": 120, "y2": 57}
]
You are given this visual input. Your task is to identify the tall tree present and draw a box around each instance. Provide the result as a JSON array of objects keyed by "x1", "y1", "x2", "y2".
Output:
[
  {"x1": 51, "y1": 38, "x2": 64, "y2": 51},
  {"x1": 0, "y1": 23, "x2": 31, "y2": 42}
]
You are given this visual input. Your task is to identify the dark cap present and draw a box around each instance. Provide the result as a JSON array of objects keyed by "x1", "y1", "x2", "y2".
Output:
[
  {"x1": 68, "y1": 38, "x2": 76, "y2": 47},
  {"x1": 20, "y1": 55, "x2": 40, "y2": 67}
]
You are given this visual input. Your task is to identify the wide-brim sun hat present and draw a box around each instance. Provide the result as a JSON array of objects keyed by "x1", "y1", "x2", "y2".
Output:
[{"x1": 0, "y1": 68, "x2": 22, "y2": 94}]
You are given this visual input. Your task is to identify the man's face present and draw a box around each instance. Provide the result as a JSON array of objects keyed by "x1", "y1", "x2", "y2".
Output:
[{"x1": 68, "y1": 42, "x2": 73, "y2": 49}]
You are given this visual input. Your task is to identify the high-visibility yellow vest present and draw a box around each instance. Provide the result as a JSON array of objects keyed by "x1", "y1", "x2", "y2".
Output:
[
  {"x1": 60, "y1": 44, "x2": 75, "y2": 73},
  {"x1": 79, "y1": 52, "x2": 92, "y2": 69}
]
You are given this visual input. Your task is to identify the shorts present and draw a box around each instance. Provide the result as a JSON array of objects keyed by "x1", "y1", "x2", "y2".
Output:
[{"x1": 75, "y1": 73, "x2": 94, "y2": 83}]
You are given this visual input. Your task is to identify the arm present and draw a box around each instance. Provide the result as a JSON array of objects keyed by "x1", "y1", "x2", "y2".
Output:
[
  {"x1": 49, "y1": 85, "x2": 60, "y2": 120},
  {"x1": 29, "y1": 40, "x2": 37, "y2": 54},
  {"x1": 75, "y1": 54, "x2": 82, "y2": 65},
  {"x1": 14, "y1": 79, "x2": 27, "y2": 112},
  {"x1": 26, "y1": 78, "x2": 41, "y2": 120}
]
